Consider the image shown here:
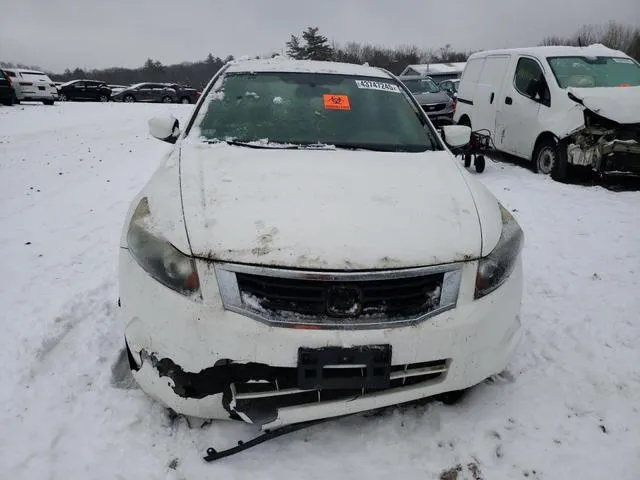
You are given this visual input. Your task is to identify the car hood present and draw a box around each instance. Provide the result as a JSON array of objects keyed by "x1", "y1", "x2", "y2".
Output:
[
  {"x1": 178, "y1": 143, "x2": 485, "y2": 270},
  {"x1": 568, "y1": 86, "x2": 640, "y2": 124},
  {"x1": 412, "y1": 91, "x2": 452, "y2": 105}
]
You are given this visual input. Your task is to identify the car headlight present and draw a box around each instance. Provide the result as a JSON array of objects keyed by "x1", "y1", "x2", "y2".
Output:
[
  {"x1": 126, "y1": 197, "x2": 200, "y2": 296},
  {"x1": 475, "y1": 204, "x2": 524, "y2": 299}
]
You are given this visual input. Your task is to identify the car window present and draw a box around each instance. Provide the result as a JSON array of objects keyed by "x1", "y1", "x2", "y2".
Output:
[
  {"x1": 6, "y1": 71, "x2": 16, "y2": 77},
  {"x1": 401, "y1": 78, "x2": 441, "y2": 94},
  {"x1": 194, "y1": 72, "x2": 438, "y2": 152},
  {"x1": 546, "y1": 56, "x2": 640, "y2": 88},
  {"x1": 514, "y1": 57, "x2": 544, "y2": 96}
]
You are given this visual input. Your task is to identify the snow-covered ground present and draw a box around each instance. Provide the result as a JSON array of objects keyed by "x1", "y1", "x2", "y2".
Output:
[{"x1": 1, "y1": 102, "x2": 639, "y2": 480}]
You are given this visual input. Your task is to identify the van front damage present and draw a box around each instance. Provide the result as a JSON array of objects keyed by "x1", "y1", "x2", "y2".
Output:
[{"x1": 564, "y1": 87, "x2": 640, "y2": 176}]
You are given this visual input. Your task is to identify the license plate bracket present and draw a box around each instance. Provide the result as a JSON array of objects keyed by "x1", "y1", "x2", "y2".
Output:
[{"x1": 297, "y1": 345, "x2": 392, "y2": 390}]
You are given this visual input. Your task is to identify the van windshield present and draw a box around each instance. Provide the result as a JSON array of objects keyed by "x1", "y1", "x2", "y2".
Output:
[
  {"x1": 194, "y1": 72, "x2": 438, "y2": 152},
  {"x1": 547, "y1": 56, "x2": 640, "y2": 88}
]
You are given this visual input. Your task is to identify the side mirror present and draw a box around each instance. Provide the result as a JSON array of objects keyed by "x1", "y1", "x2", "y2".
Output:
[
  {"x1": 149, "y1": 115, "x2": 180, "y2": 144},
  {"x1": 441, "y1": 125, "x2": 471, "y2": 148},
  {"x1": 526, "y1": 77, "x2": 546, "y2": 99}
]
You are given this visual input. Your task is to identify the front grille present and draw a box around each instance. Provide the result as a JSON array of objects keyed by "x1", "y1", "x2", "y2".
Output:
[
  {"x1": 214, "y1": 263, "x2": 462, "y2": 328},
  {"x1": 231, "y1": 359, "x2": 449, "y2": 424},
  {"x1": 422, "y1": 103, "x2": 447, "y2": 112},
  {"x1": 236, "y1": 271, "x2": 444, "y2": 321}
]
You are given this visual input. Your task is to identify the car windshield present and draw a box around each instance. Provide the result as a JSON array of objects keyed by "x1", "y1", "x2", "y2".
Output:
[
  {"x1": 547, "y1": 56, "x2": 640, "y2": 88},
  {"x1": 194, "y1": 72, "x2": 437, "y2": 152},
  {"x1": 401, "y1": 78, "x2": 441, "y2": 94}
]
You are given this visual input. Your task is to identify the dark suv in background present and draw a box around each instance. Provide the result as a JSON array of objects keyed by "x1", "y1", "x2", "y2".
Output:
[
  {"x1": 399, "y1": 75, "x2": 456, "y2": 126},
  {"x1": 164, "y1": 83, "x2": 201, "y2": 104},
  {"x1": 0, "y1": 70, "x2": 16, "y2": 105},
  {"x1": 111, "y1": 83, "x2": 178, "y2": 103},
  {"x1": 57, "y1": 80, "x2": 112, "y2": 102}
]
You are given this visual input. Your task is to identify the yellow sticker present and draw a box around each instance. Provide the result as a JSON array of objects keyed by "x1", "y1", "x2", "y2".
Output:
[{"x1": 323, "y1": 94, "x2": 351, "y2": 110}]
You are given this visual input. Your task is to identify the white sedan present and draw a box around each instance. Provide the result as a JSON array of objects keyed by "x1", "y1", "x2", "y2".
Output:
[{"x1": 118, "y1": 58, "x2": 524, "y2": 429}]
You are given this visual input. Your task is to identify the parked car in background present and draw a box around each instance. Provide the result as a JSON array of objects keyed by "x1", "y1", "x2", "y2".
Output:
[
  {"x1": 111, "y1": 83, "x2": 177, "y2": 103},
  {"x1": 400, "y1": 62, "x2": 466, "y2": 83},
  {"x1": 0, "y1": 70, "x2": 16, "y2": 105},
  {"x1": 439, "y1": 79, "x2": 460, "y2": 99},
  {"x1": 399, "y1": 75, "x2": 455, "y2": 125},
  {"x1": 118, "y1": 58, "x2": 524, "y2": 429},
  {"x1": 3, "y1": 68, "x2": 58, "y2": 105},
  {"x1": 453, "y1": 43, "x2": 640, "y2": 181},
  {"x1": 164, "y1": 83, "x2": 201, "y2": 104},
  {"x1": 57, "y1": 80, "x2": 112, "y2": 102}
]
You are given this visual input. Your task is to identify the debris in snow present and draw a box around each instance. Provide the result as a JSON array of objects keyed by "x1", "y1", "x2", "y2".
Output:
[
  {"x1": 439, "y1": 464, "x2": 462, "y2": 480},
  {"x1": 24, "y1": 242, "x2": 31, "y2": 245},
  {"x1": 273, "y1": 96, "x2": 284, "y2": 104},
  {"x1": 599, "y1": 424, "x2": 607, "y2": 434},
  {"x1": 592, "y1": 273, "x2": 601, "y2": 280},
  {"x1": 168, "y1": 458, "x2": 179, "y2": 470}
]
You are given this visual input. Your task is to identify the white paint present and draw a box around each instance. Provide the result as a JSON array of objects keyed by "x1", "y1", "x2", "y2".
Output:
[{"x1": 179, "y1": 145, "x2": 487, "y2": 268}]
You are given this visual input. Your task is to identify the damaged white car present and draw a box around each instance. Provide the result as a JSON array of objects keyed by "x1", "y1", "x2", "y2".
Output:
[
  {"x1": 118, "y1": 59, "x2": 524, "y2": 434},
  {"x1": 453, "y1": 44, "x2": 640, "y2": 181}
]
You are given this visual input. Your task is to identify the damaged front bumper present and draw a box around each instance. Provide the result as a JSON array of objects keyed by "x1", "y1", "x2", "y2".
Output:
[
  {"x1": 120, "y1": 249, "x2": 523, "y2": 429},
  {"x1": 566, "y1": 111, "x2": 640, "y2": 175}
]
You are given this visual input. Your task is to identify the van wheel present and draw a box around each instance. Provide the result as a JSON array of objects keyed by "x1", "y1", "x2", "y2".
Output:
[
  {"x1": 124, "y1": 95, "x2": 135, "y2": 103},
  {"x1": 474, "y1": 155, "x2": 486, "y2": 173},
  {"x1": 162, "y1": 96, "x2": 173, "y2": 103},
  {"x1": 99, "y1": 94, "x2": 109, "y2": 102},
  {"x1": 463, "y1": 153, "x2": 472, "y2": 167},
  {"x1": 180, "y1": 97, "x2": 190, "y2": 104},
  {"x1": 534, "y1": 137, "x2": 568, "y2": 182},
  {"x1": 42, "y1": 99, "x2": 55, "y2": 105}
]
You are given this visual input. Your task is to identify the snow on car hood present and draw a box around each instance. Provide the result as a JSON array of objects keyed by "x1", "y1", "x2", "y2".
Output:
[
  {"x1": 178, "y1": 144, "x2": 485, "y2": 270},
  {"x1": 568, "y1": 86, "x2": 640, "y2": 124}
]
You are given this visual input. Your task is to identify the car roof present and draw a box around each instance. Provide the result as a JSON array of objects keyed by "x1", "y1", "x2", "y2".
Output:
[
  {"x1": 3, "y1": 68, "x2": 46, "y2": 74},
  {"x1": 468, "y1": 43, "x2": 628, "y2": 60},
  {"x1": 224, "y1": 58, "x2": 393, "y2": 79}
]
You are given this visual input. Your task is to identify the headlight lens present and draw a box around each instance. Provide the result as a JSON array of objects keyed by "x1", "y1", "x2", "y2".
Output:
[
  {"x1": 475, "y1": 204, "x2": 524, "y2": 299},
  {"x1": 126, "y1": 198, "x2": 200, "y2": 296}
]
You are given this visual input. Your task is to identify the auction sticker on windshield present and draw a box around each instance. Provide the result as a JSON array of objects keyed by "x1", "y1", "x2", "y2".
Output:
[
  {"x1": 355, "y1": 79, "x2": 401, "y2": 93},
  {"x1": 323, "y1": 94, "x2": 351, "y2": 110}
]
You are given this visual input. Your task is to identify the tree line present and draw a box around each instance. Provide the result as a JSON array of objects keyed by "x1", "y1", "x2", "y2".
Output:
[{"x1": 1, "y1": 22, "x2": 638, "y2": 88}]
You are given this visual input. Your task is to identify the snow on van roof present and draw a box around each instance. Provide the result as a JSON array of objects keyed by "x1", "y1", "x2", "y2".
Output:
[
  {"x1": 400, "y1": 62, "x2": 467, "y2": 76},
  {"x1": 225, "y1": 58, "x2": 392, "y2": 78},
  {"x1": 467, "y1": 43, "x2": 627, "y2": 60}
]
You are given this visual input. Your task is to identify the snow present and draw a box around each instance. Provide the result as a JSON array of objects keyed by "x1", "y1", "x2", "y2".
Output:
[
  {"x1": 225, "y1": 58, "x2": 393, "y2": 78},
  {"x1": 401, "y1": 62, "x2": 467, "y2": 76},
  {"x1": 1, "y1": 102, "x2": 640, "y2": 479}
]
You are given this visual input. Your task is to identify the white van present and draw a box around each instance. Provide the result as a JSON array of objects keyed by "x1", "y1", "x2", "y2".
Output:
[
  {"x1": 3, "y1": 68, "x2": 58, "y2": 105},
  {"x1": 453, "y1": 44, "x2": 640, "y2": 180}
]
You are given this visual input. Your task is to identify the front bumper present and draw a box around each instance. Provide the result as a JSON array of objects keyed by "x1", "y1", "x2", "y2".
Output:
[
  {"x1": 422, "y1": 106, "x2": 455, "y2": 126},
  {"x1": 119, "y1": 250, "x2": 523, "y2": 427}
]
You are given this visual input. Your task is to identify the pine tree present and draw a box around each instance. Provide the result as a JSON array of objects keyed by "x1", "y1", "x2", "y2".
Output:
[
  {"x1": 286, "y1": 35, "x2": 305, "y2": 59},
  {"x1": 301, "y1": 27, "x2": 334, "y2": 61}
]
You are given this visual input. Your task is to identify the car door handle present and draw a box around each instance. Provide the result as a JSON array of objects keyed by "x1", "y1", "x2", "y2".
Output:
[
  {"x1": 505, "y1": 96, "x2": 513, "y2": 105},
  {"x1": 489, "y1": 92, "x2": 495, "y2": 104}
]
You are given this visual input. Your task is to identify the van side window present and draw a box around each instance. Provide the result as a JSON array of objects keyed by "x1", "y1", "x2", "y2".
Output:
[{"x1": 514, "y1": 57, "x2": 550, "y2": 106}]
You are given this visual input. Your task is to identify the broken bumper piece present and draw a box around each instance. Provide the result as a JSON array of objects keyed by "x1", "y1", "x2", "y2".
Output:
[{"x1": 129, "y1": 329, "x2": 520, "y2": 430}]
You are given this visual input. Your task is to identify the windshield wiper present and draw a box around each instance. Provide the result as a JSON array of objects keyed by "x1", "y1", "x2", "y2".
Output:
[
  {"x1": 207, "y1": 140, "x2": 336, "y2": 150},
  {"x1": 224, "y1": 140, "x2": 296, "y2": 149}
]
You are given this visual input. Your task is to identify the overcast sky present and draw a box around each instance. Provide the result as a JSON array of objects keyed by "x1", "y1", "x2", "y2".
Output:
[{"x1": 1, "y1": 0, "x2": 638, "y2": 72}]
